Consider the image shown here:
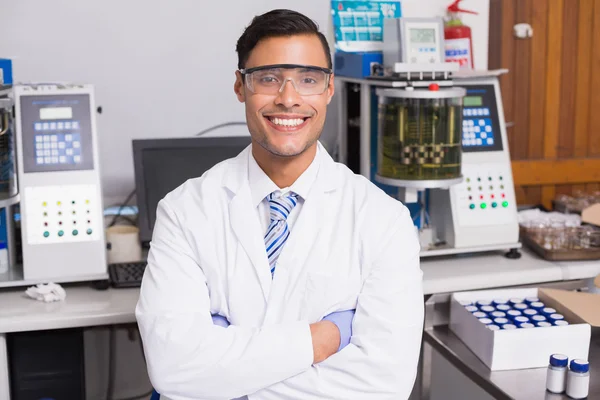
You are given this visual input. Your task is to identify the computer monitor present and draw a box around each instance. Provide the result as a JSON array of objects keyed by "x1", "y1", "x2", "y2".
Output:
[{"x1": 132, "y1": 136, "x2": 252, "y2": 244}]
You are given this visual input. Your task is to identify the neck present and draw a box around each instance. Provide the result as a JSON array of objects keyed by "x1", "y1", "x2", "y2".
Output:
[{"x1": 252, "y1": 142, "x2": 317, "y2": 188}]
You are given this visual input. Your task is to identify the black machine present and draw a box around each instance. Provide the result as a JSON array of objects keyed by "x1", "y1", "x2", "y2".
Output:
[{"x1": 109, "y1": 136, "x2": 251, "y2": 288}]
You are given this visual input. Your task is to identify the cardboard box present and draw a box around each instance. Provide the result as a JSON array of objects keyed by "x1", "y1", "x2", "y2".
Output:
[
  {"x1": 450, "y1": 288, "x2": 591, "y2": 371},
  {"x1": 539, "y1": 287, "x2": 600, "y2": 327}
]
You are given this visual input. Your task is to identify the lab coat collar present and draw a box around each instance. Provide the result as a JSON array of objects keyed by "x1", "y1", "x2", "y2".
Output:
[
  {"x1": 223, "y1": 141, "x2": 339, "y2": 302},
  {"x1": 248, "y1": 143, "x2": 322, "y2": 207},
  {"x1": 223, "y1": 141, "x2": 339, "y2": 196}
]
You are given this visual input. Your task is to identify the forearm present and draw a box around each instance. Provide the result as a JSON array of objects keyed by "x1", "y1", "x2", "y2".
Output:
[{"x1": 138, "y1": 312, "x2": 314, "y2": 399}]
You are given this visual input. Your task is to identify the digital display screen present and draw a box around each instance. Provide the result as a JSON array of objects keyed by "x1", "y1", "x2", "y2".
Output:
[
  {"x1": 463, "y1": 96, "x2": 483, "y2": 107},
  {"x1": 40, "y1": 107, "x2": 73, "y2": 120},
  {"x1": 410, "y1": 28, "x2": 435, "y2": 44}
]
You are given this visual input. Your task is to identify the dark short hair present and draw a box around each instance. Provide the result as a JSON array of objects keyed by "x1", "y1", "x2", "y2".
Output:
[{"x1": 236, "y1": 9, "x2": 332, "y2": 70}]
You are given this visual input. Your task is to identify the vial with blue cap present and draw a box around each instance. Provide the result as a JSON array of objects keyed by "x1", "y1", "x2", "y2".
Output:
[
  {"x1": 473, "y1": 311, "x2": 487, "y2": 319},
  {"x1": 502, "y1": 324, "x2": 517, "y2": 330},
  {"x1": 513, "y1": 303, "x2": 528, "y2": 311},
  {"x1": 531, "y1": 315, "x2": 547, "y2": 323},
  {"x1": 490, "y1": 311, "x2": 506, "y2": 319},
  {"x1": 518, "y1": 322, "x2": 535, "y2": 329},
  {"x1": 478, "y1": 318, "x2": 493, "y2": 325},
  {"x1": 514, "y1": 316, "x2": 529, "y2": 325},
  {"x1": 549, "y1": 313, "x2": 565, "y2": 324},
  {"x1": 506, "y1": 310, "x2": 522, "y2": 320},
  {"x1": 493, "y1": 317, "x2": 509, "y2": 326},
  {"x1": 541, "y1": 307, "x2": 557, "y2": 317},
  {"x1": 554, "y1": 320, "x2": 569, "y2": 327},
  {"x1": 492, "y1": 299, "x2": 508, "y2": 307},
  {"x1": 536, "y1": 321, "x2": 552, "y2": 328},
  {"x1": 465, "y1": 305, "x2": 478, "y2": 313},
  {"x1": 509, "y1": 297, "x2": 524, "y2": 306},
  {"x1": 546, "y1": 354, "x2": 568, "y2": 393},
  {"x1": 529, "y1": 301, "x2": 545, "y2": 311},
  {"x1": 566, "y1": 359, "x2": 589, "y2": 399},
  {"x1": 476, "y1": 300, "x2": 492, "y2": 308},
  {"x1": 480, "y1": 305, "x2": 496, "y2": 314},
  {"x1": 496, "y1": 304, "x2": 511, "y2": 312},
  {"x1": 523, "y1": 309, "x2": 538, "y2": 317},
  {"x1": 524, "y1": 296, "x2": 539, "y2": 305},
  {"x1": 487, "y1": 324, "x2": 500, "y2": 331}
]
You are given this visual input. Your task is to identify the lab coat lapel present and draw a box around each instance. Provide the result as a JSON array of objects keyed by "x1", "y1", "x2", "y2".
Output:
[
  {"x1": 283, "y1": 147, "x2": 339, "y2": 280},
  {"x1": 224, "y1": 147, "x2": 272, "y2": 302}
]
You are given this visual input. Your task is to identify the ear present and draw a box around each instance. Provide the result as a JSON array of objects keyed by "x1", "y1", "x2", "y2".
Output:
[
  {"x1": 326, "y1": 73, "x2": 335, "y2": 105},
  {"x1": 234, "y1": 71, "x2": 246, "y2": 103}
]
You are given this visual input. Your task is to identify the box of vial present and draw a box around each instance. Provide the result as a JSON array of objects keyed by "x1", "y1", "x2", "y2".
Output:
[{"x1": 449, "y1": 287, "x2": 591, "y2": 371}]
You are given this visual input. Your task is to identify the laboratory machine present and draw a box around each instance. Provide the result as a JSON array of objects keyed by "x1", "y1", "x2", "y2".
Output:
[
  {"x1": 0, "y1": 83, "x2": 108, "y2": 287},
  {"x1": 336, "y1": 17, "x2": 521, "y2": 258}
]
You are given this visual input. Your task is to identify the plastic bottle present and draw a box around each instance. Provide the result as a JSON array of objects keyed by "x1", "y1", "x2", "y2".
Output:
[
  {"x1": 566, "y1": 359, "x2": 590, "y2": 399},
  {"x1": 546, "y1": 354, "x2": 568, "y2": 394},
  {"x1": 0, "y1": 242, "x2": 8, "y2": 274}
]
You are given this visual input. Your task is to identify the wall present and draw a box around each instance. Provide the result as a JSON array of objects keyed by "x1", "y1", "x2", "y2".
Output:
[{"x1": 1, "y1": 1, "x2": 489, "y2": 398}]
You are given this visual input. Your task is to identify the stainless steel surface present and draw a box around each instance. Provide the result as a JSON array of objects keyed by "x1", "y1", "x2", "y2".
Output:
[
  {"x1": 376, "y1": 87, "x2": 466, "y2": 99},
  {"x1": 420, "y1": 242, "x2": 522, "y2": 258},
  {"x1": 425, "y1": 325, "x2": 599, "y2": 400},
  {"x1": 375, "y1": 174, "x2": 463, "y2": 189}
]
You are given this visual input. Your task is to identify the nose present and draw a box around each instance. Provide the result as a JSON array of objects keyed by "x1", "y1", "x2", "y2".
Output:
[{"x1": 275, "y1": 78, "x2": 303, "y2": 109}]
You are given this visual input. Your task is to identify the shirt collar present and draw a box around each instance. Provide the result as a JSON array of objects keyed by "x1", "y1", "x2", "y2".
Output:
[{"x1": 248, "y1": 145, "x2": 321, "y2": 208}]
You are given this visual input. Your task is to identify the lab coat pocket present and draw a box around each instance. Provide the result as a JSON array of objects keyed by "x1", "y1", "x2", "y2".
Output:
[{"x1": 300, "y1": 272, "x2": 360, "y2": 323}]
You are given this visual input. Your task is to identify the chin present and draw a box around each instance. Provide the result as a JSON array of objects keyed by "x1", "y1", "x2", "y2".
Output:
[{"x1": 262, "y1": 138, "x2": 314, "y2": 158}]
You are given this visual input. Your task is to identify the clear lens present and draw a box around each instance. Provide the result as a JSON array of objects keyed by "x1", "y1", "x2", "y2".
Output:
[{"x1": 246, "y1": 67, "x2": 329, "y2": 95}]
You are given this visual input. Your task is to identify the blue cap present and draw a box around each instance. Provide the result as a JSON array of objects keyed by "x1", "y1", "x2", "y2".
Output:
[
  {"x1": 530, "y1": 301, "x2": 545, "y2": 310},
  {"x1": 494, "y1": 317, "x2": 509, "y2": 325},
  {"x1": 549, "y1": 313, "x2": 565, "y2": 321},
  {"x1": 509, "y1": 298, "x2": 524, "y2": 305},
  {"x1": 524, "y1": 309, "x2": 538, "y2": 316},
  {"x1": 541, "y1": 307, "x2": 556, "y2": 316},
  {"x1": 477, "y1": 300, "x2": 492, "y2": 307},
  {"x1": 478, "y1": 318, "x2": 493, "y2": 325},
  {"x1": 507, "y1": 310, "x2": 522, "y2": 318},
  {"x1": 514, "y1": 303, "x2": 528, "y2": 311},
  {"x1": 491, "y1": 311, "x2": 506, "y2": 318},
  {"x1": 514, "y1": 316, "x2": 529, "y2": 324},
  {"x1": 536, "y1": 321, "x2": 552, "y2": 328},
  {"x1": 466, "y1": 305, "x2": 478, "y2": 313},
  {"x1": 550, "y1": 354, "x2": 568, "y2": 367},
  {"x1": 487, "y1": 324, "x2": 500, "y2": 331},
  {"x1": 532, "y1": 315, "x2": 547, "y2": 322},
  {"x1": 492, "y1": 299, "x2": 508, "y2": 306},
  {"x1": 480, "y1": 306, "x2": 496, "y2": 313},
  {"x1": 473, "y1": 311, "x2": 487, "y2": 319},
  {"x1": 496, "y1": 304, "x2": 511, "y2": 312},
  {"x1": 518, "y1": 322, "x2": 535, "y2": 329},
  {"x1": 525, "y1": 296, "x2": 539, "y2": 304},
  {"x1": 554, "y1": 320, "x2": 569, "y2": 326},
  {"x1": 502, "y1": 324, "x2": 517, "y2": 330},
  {"x1": 570, "y1": 359, "x2": 589, "y2": 373}
]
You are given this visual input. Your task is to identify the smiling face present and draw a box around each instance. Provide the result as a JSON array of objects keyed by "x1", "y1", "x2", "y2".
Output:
[{"x1": 234, "y1": 34, "x2": 334, "y2": 159}]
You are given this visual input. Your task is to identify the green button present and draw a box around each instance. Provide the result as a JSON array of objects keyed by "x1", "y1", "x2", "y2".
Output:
[
  {"x1": 488, "y1": 177, "x2": 492, "y2": 181},
  {"x1": 72, "y1": 229, "x2": 79, "y2": 236},
  {"x1": 467, "y1": 186, "x2": 472, "y2": 191},
  {"x1": 43, "y1": 231, "x2": 50, "y2": 238},
  {"x1": 500, "y1": 176, "x2": 504, "y2": 180},
  {"x1": 492, "y1": 202, "x2": 498, "y2": 208},
  {"x1": 469, "y1": 204, "x2": 475, "y2": 210},
  {"x1": 466, "y1": 178, "x2": 471, "y2": 183},
  {"x1": 480, "y1": 203, "x2": 487, "y2": 209},
  {"x1": 86, "y1": 228, "x2": 92, "y2": 235},
  {"x1": 58, "y1": 230, "x2": 64, "y2": 237},
  {"x1": 477, "y1": 177, "x2": 481, "y2": 182},
  {"x1": 502, "y1": 201, "x2": 509, "y2": 208}
]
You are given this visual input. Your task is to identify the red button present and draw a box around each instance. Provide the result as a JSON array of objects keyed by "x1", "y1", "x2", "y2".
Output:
[
  {"x1": 502, "y1": 194, "x2": 506, "y2": 198},
  {"x1": 491, "y1": 194, "x2": 495, "y2": 199},
  {"x1": 429, "y1": 83, "x2": 440, "y2": 91},
  {"x1": 480, "y1": 195, "x2": 484, "y2": 200}
]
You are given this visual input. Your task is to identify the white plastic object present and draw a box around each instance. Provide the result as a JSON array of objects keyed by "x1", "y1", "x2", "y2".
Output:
[
  {"x1": 546, "y1": 354, "x2": 568, "y2": 393},
  {"x1": 566, "y1": 359, "x2": 590, "y2": 399},
  {"x1": 513, "y1": 23, "x2": 533, "y2": 39},
  {"x1": 0, "y1": 243, "x2": 8, "y2": 274}
]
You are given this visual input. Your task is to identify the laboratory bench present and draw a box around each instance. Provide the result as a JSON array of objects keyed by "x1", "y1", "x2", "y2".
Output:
[{"x1": 0, "y1": 247, "x2": 597, "y2": 400}]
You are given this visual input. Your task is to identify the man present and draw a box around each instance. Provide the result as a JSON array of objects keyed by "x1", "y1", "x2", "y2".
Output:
[{"x1": 136, "y1": 9, "x2": 424, "y2": 400}]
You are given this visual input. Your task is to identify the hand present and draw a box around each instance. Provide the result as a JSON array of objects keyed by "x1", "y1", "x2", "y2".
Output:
[
  {"x1": 211, "y1": 314, "x2": 230, "y2": 327},
  {"x1": 309, "y1": 320, "x2": 340, "y2": 364},
  {"x1": 323, "y1": 309, "x2": 355, "y2": 352}
]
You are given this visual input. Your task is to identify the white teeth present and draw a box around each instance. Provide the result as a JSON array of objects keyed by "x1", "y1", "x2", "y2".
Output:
[{"x1": 269, "y1": 117, "x2": 305, "y2": 127}]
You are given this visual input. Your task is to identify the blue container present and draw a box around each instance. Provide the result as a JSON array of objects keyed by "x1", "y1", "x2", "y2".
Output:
[
  {"x1": 509, "y1": 298, "x2": 524, "y2": 306},
  {"x1": 541, "y1": 307, "x2": 557, "y2": 317},
  {"x1": 523, "y1": 309, "x2": 538, "y2": 317},
  {"x1": 529, "y1": 301, "x2": 545, "y2": 311},
  {"x1": 513, "y1": 303, "x2": 528, "y2": 311},
  {"x1": 480, "y1": 305, "x2": 495, "y2": 314},
  {"x1": 465, "y1": 305, "x2": 478, "y2": 313},
  {"x1": 496, "y1": 304, "x2": 511, "y2": 312},
  {"x1": 492, "y1": 299, "x2": 508, "y2": 307},
  {"x1": 518, "y1": 322, "x2": 535, "y2": 329},
  {"x1": 0, "y1": 59, "x2": 12, "y2": 84},
  {"x1": 334, "y1": 51, "x2": 383, "y2": 79},
  {"x1": 506, "y1": 310, "x2": 523, "y2": 320},
  {"x1": 524, "y1": 297, "x2": 539, "y2": 305}
]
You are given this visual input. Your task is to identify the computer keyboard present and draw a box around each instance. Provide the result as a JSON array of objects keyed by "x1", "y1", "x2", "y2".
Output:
[{"x1": 108, "y1": 261, "x2": 147, "y2": 288}]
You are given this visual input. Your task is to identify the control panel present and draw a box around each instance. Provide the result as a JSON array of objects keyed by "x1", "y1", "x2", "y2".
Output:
[
  {"x1": 453, "y1": 163, "x2": 517, "y2": 228},
  {"x1": 25, "y1": 185, "x2": 102, "y2": 245},
  {"x1": 460, "y1": 85, "x2": 503, "y2": 152}
]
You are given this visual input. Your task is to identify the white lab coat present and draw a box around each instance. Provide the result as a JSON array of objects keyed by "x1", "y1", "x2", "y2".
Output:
[{"x1": 136, "y1": 142, "x2": 424, "y2": 400}]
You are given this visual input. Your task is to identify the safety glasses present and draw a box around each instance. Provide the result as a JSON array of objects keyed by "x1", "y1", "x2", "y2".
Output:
[{"x1": 239, "y1": 64, "x2": 332, "y2": 96}]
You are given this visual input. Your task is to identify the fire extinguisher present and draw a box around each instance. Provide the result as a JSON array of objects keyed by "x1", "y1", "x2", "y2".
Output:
[{"x1": 444, "y1": 0, "x2": 478, "y2": 69}]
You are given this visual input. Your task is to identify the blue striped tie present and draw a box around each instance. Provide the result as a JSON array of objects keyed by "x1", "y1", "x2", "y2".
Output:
[{"x1": 264, "y1": 192, "x2": 299, "y2": 277}]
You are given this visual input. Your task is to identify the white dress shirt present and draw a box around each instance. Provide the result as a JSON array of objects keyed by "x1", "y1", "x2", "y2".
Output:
[{"x1": 248, "y1": 145, "x2": 321, "y2": 234}]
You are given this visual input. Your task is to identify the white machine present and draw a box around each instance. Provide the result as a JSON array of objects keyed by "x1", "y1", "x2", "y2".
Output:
[
  {"x1": 0, "y1": 84, "x2": 108, "y2": 287},
  {"x1": 335, "y1": 17, "x2": 521, "y2": 258}
]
